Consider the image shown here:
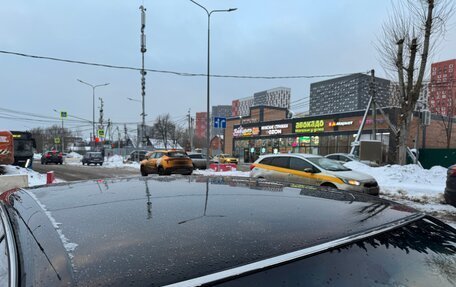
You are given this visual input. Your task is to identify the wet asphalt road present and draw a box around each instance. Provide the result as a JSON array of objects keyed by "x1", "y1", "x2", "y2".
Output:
[{"x1": 33, "y1": 160, "x2": 139, "y2": 181}]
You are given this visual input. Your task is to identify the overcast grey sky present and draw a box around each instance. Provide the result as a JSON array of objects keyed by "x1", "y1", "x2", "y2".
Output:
[{"x1": 1, "y1": 0, "x2": 456, "y2": 135}]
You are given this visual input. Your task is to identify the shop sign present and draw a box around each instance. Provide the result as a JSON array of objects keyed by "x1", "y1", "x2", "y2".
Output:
[
  {"x1": 295, "y1": 120, "x2": 325, "y2": 133},
  {"x1": 233, "y1": 126, "x2": 260, "y2": 137},
  {"x1": 261, "y1": 123, "x2": 289, "y2": 135},
  {"x1": 328, "y1": 121, "x2": 353, "y2": 127},
  {"x1": 242, "y1": 118, "x2": 259, "y2": 124},
  {"x1": 360, "y1": 119, "x2": 385, "y2": 125}
]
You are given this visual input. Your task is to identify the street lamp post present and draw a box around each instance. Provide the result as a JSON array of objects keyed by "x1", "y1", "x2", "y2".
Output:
[
  {"x1": 77, "y1": 79, "x2": 109, "y2": 148},
  {"x1": 189, "y1": 0, "x2": 237, "y2": 168}
]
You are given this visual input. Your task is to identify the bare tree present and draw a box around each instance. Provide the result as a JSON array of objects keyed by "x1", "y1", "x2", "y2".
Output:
[
  {"x1": 152, "y1": 114, "x2": 175, "y2": 149},
  {"x1": 378, "y1": 0, "x2": 454, "y2": 164},
  {"x1": 30, "y1": 125, "x2": 75, "y2": 152}
]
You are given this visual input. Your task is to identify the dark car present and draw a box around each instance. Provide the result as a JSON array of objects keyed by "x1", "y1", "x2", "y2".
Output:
[
  {"x1": 81, "y1": 152, "x2": 104, "y2": 166},
  {"x1": 444, "y1": 164, "x2": 456, "y2": 207},
  {"x1": 0, "y1": 177, "x2": 455, "y2": 287},
  {"x1": 124, "y1": 150, "x2": 149, "y2": 163},
  {"x1": 188, "y1": 152, "x2": 207, "y2": 169},
  {"x1": 40, "y1": 150, "x2": 63, "y2": 165}
]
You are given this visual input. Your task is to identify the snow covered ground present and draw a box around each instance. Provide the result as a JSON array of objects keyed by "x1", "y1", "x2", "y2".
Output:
[
  {"x1": 64, "y1": 154, "x2": 141, "y2": 169},
  {"x1": 344, "y1": 161, "x2": 447, "y2": 203},
  {"x1": 344, "y1": 161, "x2": 455, "y2": 226}
]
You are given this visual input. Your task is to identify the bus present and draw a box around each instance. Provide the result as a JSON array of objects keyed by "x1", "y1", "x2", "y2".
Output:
[{"x1": 11, "y1": 131, "x2": 36, "y2": 168}]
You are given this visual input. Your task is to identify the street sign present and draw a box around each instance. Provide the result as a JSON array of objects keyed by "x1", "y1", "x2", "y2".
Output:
[
  {"x1": 60, "y1": 111, "x2": 67, "y2": 119},
  {"x1": 213, "y1": 117, "x2": 227, "y2": 129},
  {"x1": 54, "y1": 137, "x2": 61, "y2": 144},
  {"x1": 97, "y1": 129, "x2": 105, "y2": 137}
]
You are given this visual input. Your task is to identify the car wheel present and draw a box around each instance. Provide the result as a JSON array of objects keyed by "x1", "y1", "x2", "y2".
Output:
[
  {"x1": 192, "y1": 164, "x2": 196, "y2": 170},
  {"x1": 158, "y1": 167, "x2": 165, "y2": 176},
  {"x1": 100, "y1": 163, "x2": 103, "y2": 166},
  {"x1": 320, "y1": 183, "x2": 338, "y2": 191},
  {"x1": 184, "y1": 170, "x2": 193, "y2": 176},
  {"x1": 141, "y1": 167, "x2": 148, "y2": 177}
]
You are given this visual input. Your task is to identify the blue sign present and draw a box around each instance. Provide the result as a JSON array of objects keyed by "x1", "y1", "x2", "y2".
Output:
[{"x1": 214, "y1": 117, "x2": 227, "y2": 129}]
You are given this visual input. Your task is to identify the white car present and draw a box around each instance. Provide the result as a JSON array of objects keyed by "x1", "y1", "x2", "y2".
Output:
[
  {"x1": 325, "y1": 153, "x2": 379, "y2": 167},
  {"x1": 250, "y1": 153, "x2": 379, "y2": 195}
]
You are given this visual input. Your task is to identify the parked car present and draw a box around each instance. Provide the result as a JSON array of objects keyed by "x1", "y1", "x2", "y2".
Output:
[
  {"x1": 40, "y1": 150, "x2": 63, "y2": 165},
  {"x1": 211, "y1": 153, "x2": 239, "y2": 164},
  {"x1": 188, "y1": 152, "x2": 207, "y2": 169},
  {"x1": 250, "y1": 153, "x2": 379, "y2": 195},
  {"x1": 325, "y1": 153, "x2": 379, "y2": 167},
  {"x1": 444, "y1": 164, "x2": 456, "y2": 207},
  {"x1": 124, "y1": 150, "x2": 149, "y2": 163},
  {"x1": 81, "y1": 152, "x2": 104, "y2": 166},
  {"x1": 0, "y1": 177, "x2": 454, "y2": 286},
  {"x1": 140, "y1": 149, "x2": 193, "y2": 176}
]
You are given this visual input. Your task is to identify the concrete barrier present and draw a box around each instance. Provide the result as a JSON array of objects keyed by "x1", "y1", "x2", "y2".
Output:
[
  {"x1": 46, "y1": 171, "x2": 55, "y2": 184},
  {"x1": 0, "y1": 174, "x2": 28, "y2": 194},
  {"x1": 209, "y1": 163, "x2": 237, "y2": 172}
]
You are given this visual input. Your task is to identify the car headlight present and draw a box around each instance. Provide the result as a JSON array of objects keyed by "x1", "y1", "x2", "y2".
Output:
[{"x1": 341, "y1": 178, "x2": 361, "y2": 186}]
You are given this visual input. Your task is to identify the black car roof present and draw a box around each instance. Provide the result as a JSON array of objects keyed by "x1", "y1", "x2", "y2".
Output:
[{"x1": 5, "y1": 177, "x2": 420, "y2": 286}]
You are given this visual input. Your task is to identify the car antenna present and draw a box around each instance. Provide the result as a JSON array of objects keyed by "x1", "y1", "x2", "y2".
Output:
[{"x1": 12, "y1": 206, "x2": 62, "y2": 281}]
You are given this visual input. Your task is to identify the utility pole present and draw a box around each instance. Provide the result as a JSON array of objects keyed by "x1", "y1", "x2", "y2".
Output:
[
  {"x1": 107, "y1": 118, "x2": 112, "y2": 143},
  {"x1": 124, "y1": 124, "x2": 128, "y2": 146},
  {"x1": 371, "y1": 69, "x2": 377, "y2": 140},
  {"x1": 61, "y1": 117, "x2": 64, "y2": 152},
  {"x1": 99, "y1": 98, "x2": 104, "y2": 130},
  {"x1": 188, "y1": 109, "x2": 193, "y2": 151},
  {"x1": 139, "y1": 5, "x2": 147, "y2": 147}
]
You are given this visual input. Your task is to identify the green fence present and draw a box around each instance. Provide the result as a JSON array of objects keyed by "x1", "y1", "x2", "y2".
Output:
[{"x1": 418, "y1": 149, "x2": 456, "y2": 169}]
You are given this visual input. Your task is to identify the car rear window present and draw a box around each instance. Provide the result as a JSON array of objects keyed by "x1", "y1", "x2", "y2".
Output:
[
  {"x1": 167, "y1": 152, "x2": 188, "y2": 158},
  {"x1": 189, "y1": 154, "x2": 203, "y2": 159},
  {"x1": 89, "y1": 153, "x2": 102, "y2": 158}
]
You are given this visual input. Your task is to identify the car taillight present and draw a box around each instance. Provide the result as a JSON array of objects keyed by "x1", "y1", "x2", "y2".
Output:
[
  {"x1": 58, "y1": 152, "x2": 63, "y2": 157},
  {"x1": 449, "y1": 166, "x2": 456, "y2": 177},
  {"x1": 46, "y1": 154, "x2": 51, "y2": 158},
  {"x1": 250, "y1": 164, "x2": 255, "y2": 170}
]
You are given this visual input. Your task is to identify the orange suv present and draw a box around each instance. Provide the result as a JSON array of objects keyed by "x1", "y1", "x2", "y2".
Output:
[{"x1": 140, "y1": 150, "x2": 193, "y2": 176}]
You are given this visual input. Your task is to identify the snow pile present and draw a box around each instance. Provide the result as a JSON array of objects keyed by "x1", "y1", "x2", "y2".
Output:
[
  {"x1": 33, "y1": 153, "x2": 42, "y2": 160},
  {"x1": 194, "y1": 168, "x2": 250, "y2": 177},
  {"x1": 66, "y1": 152, "x2": 83, "y2": 159},
  {"x1": 103, "y1": 155, "x2": 140, "y2": 169},
  {"x1": 344, "y1": 161, "x2": 447, "y2": 203},
  {"x1": 1, "y1": 165, "x2": 47, "y2": 186}
]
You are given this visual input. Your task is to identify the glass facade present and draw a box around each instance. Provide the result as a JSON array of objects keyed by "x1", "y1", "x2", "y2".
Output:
[{"x1": 234, "y1": 132, "x2": 390, "y2": 163}]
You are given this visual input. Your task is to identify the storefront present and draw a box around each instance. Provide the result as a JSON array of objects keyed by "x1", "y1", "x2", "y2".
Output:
[{"x1": 229, "y1": 112, "x2": 391, "y2": 163}]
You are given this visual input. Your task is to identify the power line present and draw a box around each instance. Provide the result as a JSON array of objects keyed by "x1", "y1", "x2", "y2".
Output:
[{"x1": 0, "y1": 50, "x2": 365, "y2": 80}]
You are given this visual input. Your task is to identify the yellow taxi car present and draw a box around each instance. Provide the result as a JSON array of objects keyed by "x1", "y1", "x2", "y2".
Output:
[
  {"x1": 140, "y1": 150, "x2": 193, "y2": 176},
  {"x1": 250, "y1": 153, "x2": 379, "y2": 195},
  {"x1": 212, "y1": 154, "x2": 239, "y2": 164}
]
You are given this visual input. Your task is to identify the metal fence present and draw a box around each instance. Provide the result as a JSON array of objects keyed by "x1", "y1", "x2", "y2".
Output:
[{"x1": 418, "y1": 149, "x2": 456, "y2": 169}]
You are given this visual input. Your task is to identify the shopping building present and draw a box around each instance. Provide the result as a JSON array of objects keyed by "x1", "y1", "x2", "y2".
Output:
[{"x1": 224, "y1": 106, "x2": 456, "y2": 163}]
